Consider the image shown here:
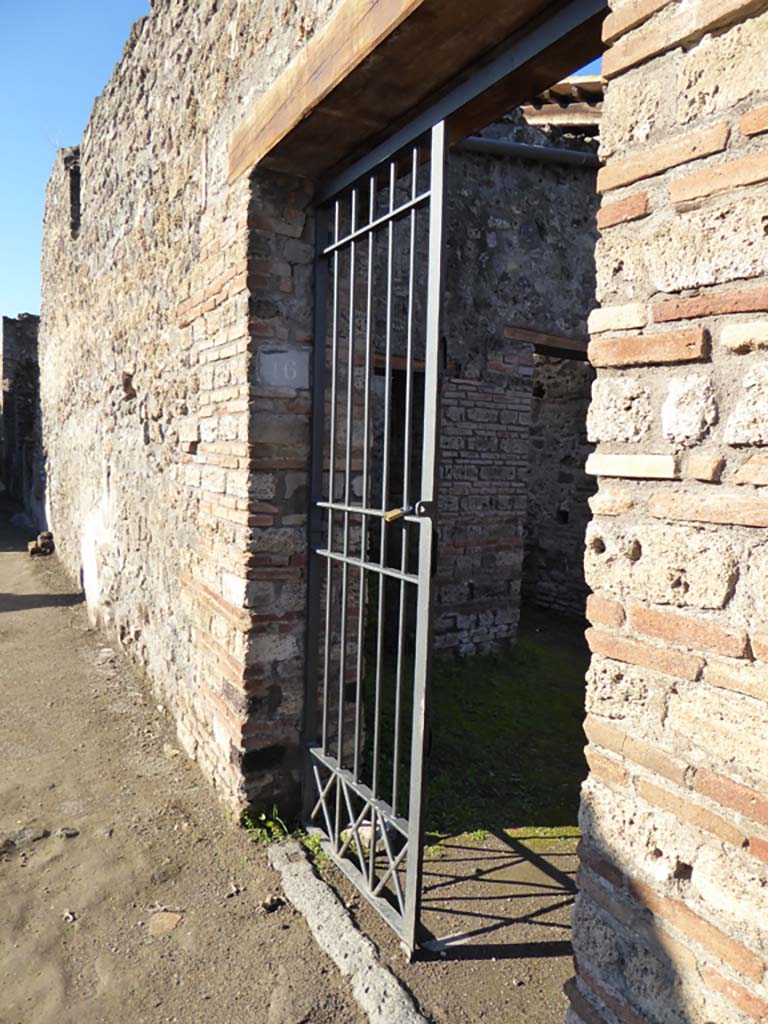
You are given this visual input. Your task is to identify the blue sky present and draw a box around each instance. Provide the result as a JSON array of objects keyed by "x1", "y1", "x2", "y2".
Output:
[
  {"x1": 0, "y1": 5, "x2": 601, "y2": 321},
  {"x1": 0, "y1": 0, "x2": 149, "y2": 318}
]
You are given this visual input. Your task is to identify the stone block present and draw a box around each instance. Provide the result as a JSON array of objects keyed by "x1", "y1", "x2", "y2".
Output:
[
  {"x1": 586, "y1": 658, "x2": 674, "y2": 733},
  {"x1": 585, "y1": 519, "x2": 738, "y2": 609},
  {"x1": 676, "y1": 10, "x2": 768, "y2": 126},
  {"x1": 178, "y1": 418, "x2": 199, "y2": 443},
  {"x1": 646, "y1": 191, "x2": 768, "y2": 293},
  {"x1": 588, "y1": 303, "x2": 648, "y2": 334},
  {"x1": 661, "y1": 374, "x2": 717, "y2": 445},
  {"x1": 725, "y1": 365, "x2": 768, "y2": 446},
  {"x1": 732, "y1": 542, "x2": 768, "y2": 626},
  {"x1": 587, "y1": 378, "x2": 653, "y2": 443},
  {"x1": 601, "y1": 56, "x2": 677, "y2": 162},
  {"x1": 741, "y1": 105, "x2": 768, "y2": 137},
  {"x1": 734, "y1": 453, "x2": 768, "y2": 486},
  {"x1": 671, "y1": 151, "x2": 768, "y2": 206},
  {"x1": 221, "y1": 571, "x2": 248, "y2": 608},
  {"x1": 588, "y1": 490, "x2": 635, "y2": 516},
  {"x1": 585, "y1": 454, "x2": 679, "y2": 480},
  {"x1": 589, "y1": 329, "x2": 709, "y2": 368},
  {"x1": 597, "y1": 192, "x2": 650, "y2": 230},
  {"x1": 721, "y1": 321, "x2": 768, "y2": 353},
  {"x1": 686, "y1": 453, "x2": 724, "y2": 482},
  {"x1": 597, "y1": 124, "x2": 729, "y2": 191},
  {"x1": 603, "y1": 0, "x2": 768, "y2": 78}
]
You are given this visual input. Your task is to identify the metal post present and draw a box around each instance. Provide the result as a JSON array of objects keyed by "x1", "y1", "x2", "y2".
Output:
[
  {"x1": 302, "y1": 204, "x2": 330, "y2": 824},
  {"x1": 403, "y1": 120, "x2": 446, "y2": 951}
]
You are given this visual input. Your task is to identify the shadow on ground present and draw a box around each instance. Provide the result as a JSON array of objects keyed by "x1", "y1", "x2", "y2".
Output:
[{"x1": 413, "y1": 609, "x2": 588, "y2": 966}]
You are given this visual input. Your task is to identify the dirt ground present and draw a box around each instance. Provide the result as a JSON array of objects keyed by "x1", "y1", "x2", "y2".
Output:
[
  {"x1": 328, "y1": 794, "x2": 580, "y2": 1024},
  {"x1": 0, "y1": 498, "x2": 366, "y2": 1024},
  {"x1": 0, "y1": 493, "x2": 584, "y2": 1024}
]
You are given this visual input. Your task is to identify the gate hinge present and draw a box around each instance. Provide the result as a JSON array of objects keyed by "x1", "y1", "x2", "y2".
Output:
[{"x1": 415, "y1": 500, "x2": 435, "y2": 518}]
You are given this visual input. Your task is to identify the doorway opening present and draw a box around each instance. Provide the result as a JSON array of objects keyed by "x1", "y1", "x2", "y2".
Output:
[{"x1": 302, "y1": 22, "x2": 605, "y2": 1006}]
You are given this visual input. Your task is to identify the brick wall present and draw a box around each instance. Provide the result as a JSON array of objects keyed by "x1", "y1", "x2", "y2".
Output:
[
  {"x1": 39, "y1": 0, "x2": 341, "y2": 812},
  {"x1": 437, "y1": 125, "x2": 599, "y2": 651},
  {"x1": 524, "y1": 353, "x2": 596, "y2": 618},
  {"x1": 569, "y1": 2, "x2": 768, "y2": 1022}
]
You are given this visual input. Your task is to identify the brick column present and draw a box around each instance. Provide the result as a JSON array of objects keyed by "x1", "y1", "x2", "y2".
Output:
[{"x1": 568, "y1": 2, "x2": 768, "y2": 1022}]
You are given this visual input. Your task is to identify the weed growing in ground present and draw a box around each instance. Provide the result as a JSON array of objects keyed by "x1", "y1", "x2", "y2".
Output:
[
  {"x1": 298, "y1": 830, "x2": 332, "y2": 871},
  {"x1": 242, "y1": 805, "x2": 289, "y2": 843}
]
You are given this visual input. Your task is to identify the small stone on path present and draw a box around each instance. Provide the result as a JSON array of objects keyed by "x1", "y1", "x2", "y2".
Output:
[
  {"x1": 55, "y1": 827, "x2": 80, "y2": 839},
  {"x1": 11, "y1": 827, "x2": 49, "y2": 846},
  {"x1": 148, "y1": 911, "x2": 183, "y2": 936}
]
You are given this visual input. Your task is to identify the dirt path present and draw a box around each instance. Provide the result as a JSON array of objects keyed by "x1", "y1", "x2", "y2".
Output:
[{"x1": 0, "y1": 499, "x2": 366, "y2": 1024}]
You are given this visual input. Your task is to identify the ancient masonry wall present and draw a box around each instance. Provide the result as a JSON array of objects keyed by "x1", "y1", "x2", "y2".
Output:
[
  {"x1": 523, "y1": 354, "x2": 596, "y2": 618},
  {"x1": 39, "y1": 0, "x2": 341, "y2": 813},
  {"x1": 436, "y1": 132, "x2": 598, "y2": 653},
  {"x1": 568, "y1": 3, "x2": 768, "y2": 1024},
  {"x1": 1, "y1": 314, "x2": 45, "y2": 525}
]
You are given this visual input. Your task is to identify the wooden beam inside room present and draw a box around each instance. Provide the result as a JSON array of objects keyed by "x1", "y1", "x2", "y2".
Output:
[{"x1": 229, "y1": 0, "x2": 606, "y2": 185}]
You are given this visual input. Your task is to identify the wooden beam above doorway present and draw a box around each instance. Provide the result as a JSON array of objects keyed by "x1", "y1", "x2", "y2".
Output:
[{"x1": 228, "y1": 0, "x2": 606, "y2": 185}]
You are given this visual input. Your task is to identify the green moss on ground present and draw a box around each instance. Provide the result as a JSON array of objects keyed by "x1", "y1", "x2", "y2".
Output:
[{"x1": 424, "y1": 628, "x2": 589, "y2": 838}]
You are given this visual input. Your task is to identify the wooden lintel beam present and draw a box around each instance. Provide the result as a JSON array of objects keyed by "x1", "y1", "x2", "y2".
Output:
[
  {"x1": 505, "y1": 325, "x2": 589, "y2": 360},
  {"x1": 228, "y1": 0, "x2": 425, "y2": 183}
]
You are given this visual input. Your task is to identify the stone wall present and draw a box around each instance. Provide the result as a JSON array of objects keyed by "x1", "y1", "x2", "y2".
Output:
[
  {"x1": 1, "y1": 314, "x2": 45, "y2": 524},
  {"x1": 568, "y1": 3, "x2": 768, "y2": 1023},
  {"x1": 39, "y1": 0, "x2": 601, "y2": 822},
  {"x1": 39, "y1": 0, "x2": 340, "y2": 813},
  {"x1": 523, "y1": 353, "x2": 596, "y2": 619},
  {"x1": 436, "y1": 125, "x2": 599, "y2": 652}
]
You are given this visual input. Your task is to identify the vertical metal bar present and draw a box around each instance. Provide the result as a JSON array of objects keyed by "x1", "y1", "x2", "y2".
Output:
[
  {"x1": 403, "y1": 120, "x2": 446, "y2": 951},
  {"x1": 321, "y1": 201, "x2": 342, "y2": 756},
  {"x1": 334, "y1": 188, "x2": 357, "y2": 845},
  {"x1": 337, "y1": 188, "x2": 357, "y2": 769},
  {"x1": 392, "y1": 144, "x2": 419, "y2": 817},
  {"x1": 302, "y1": 204, "x2": 330, "y2": 823},
  {"x1": 371, "y1": 160, "x2": 397, "y2": 801},
  {"x1": 353, "y1": 175, "x2": 376, "y2": 779}
]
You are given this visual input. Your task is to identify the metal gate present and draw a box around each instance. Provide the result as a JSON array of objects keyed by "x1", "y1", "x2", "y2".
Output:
[{"x1": 303, "y1": 122, "x2": 446, "y2": 952}]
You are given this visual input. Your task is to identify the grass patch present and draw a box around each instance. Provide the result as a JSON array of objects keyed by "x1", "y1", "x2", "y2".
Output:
[{"x1": 424, "y1": 626, "x2": 589, "y2": 837}]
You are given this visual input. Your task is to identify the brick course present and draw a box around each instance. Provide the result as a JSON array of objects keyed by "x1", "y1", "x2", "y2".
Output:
[
  {"x1": 588, "y1": 328, "x2": 709, "y2": 367},
  {"x1": 596, "y1": 192, "x2": 650, "y2": 230},
  {"x1": 596, "y1": 124, "x2": 729, "y2": 192}
]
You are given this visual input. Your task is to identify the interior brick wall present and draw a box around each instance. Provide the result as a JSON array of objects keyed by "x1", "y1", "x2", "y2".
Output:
[{"x1": 568, "y1": 2, "x2": 768, "y2": 1022}]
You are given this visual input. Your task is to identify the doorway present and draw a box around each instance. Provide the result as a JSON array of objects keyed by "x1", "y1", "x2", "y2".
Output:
[{"x1": 301, "y1": 9, "x2": 605, "y2": 966}]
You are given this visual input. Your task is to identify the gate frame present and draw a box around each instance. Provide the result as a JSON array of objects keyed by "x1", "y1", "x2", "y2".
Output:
[{"x1": 303, "y1": 122, "x2": 447, "y2": 952}]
